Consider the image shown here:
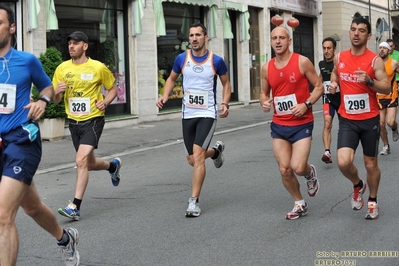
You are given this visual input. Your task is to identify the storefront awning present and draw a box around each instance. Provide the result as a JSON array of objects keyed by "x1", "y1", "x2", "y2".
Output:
[
  {"x1": 222, "y1": 2, "x2": 250, "y2": 41},
  {"x1": 28, "y1": 0, "x2": 59, "y2": 31},
  {"x1": 46, "y1": 0, "x2": 59, "y2": 30},
  {"x1": 28, "y1": 0, "x2": 40, "y2": 30},
  {"x1": 165, "y1": 0, "x2": 216, "y2": 6},
  {"x1": 132, "y1": 0, "x2": 145, "y2": 36},
  {"x1": 153, "y1": 0, "x2": 218, "y2": 37}
]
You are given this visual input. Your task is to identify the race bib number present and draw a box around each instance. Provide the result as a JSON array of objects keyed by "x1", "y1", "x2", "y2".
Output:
[
  {"x1": 274, "y1": 93, "x2": 297, "y2": 115},
  {"x1": 343, "y1": 93, "x2": 370, "y2": 114},
  {"x1": 184, "y1": 90, "x2": 208, "y2": 109},
  {"x1": 0, "y1": 84, "x2": 16, "y2": 114},
  {"x1": 323, "y1": 81, "x2": 340, "y2": 94},
  {"x1": 81, "y1": 73, "x2": 93, "y2": 80},
  {"x1": 69, "y1": 98, "x2": 91, "y2": 115}
]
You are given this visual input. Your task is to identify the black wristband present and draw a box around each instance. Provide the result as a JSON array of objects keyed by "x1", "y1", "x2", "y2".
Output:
[
  {"x1": 38, "y1": 95, "x2": 50, "y2": 105},
  {"x1": 305, "y1": 101, "x2": 312, "y2": 109},
  {"x1": 366, "y1": 78, "x2": 374, "y2": 87},
  {"x1": 221, "y1": 103, "x2": 229, "y2": 109}
]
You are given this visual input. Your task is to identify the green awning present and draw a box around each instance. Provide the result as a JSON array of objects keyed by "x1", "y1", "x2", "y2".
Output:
[
  {"x1": 132, "y1": 0, "x2": 145, "y2": 35},
  {"x1": 102, "y1": 1, "x2": 112, "y2": 35},
  {"x1": 222, "y1": 2, "x2": 250, "y2": 40},
  {"x1": 28, "y1": 0, "x2": 40, "y2": 30},
  {"x1": 223, "y1": 2, "x2": 247, "y2": 12},
  {"x1": 207, "y1": 5, "x2": 218, "y2": 39},
  {"x1": 240, "y1": 11, "x2": 250, "y2": 41},
  {"x1": 154, "y1": 0, "x2": 217, "y2": 37},
  {"x1": 46, "y1": 0, "x2": 59, "y2": 30},
  {"x1": 153, "y1": 0, "x2": 166, "y2": 36},
  {"x1": 165, "y1": 0, "x2": 216, "y2": 6}
]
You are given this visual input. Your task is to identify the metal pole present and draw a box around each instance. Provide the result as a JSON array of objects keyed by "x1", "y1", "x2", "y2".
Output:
[
  {"x1": 389, "y1": 0, "x2": 392, "y2": 38},
  {"x1": 369, "y1": 0, "x2": 371, "y2": 23}
]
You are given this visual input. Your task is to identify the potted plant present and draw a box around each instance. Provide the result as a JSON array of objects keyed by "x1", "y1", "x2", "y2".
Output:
[{"x1": 31, "y1": 46, "x2": 66, "y2": 141}]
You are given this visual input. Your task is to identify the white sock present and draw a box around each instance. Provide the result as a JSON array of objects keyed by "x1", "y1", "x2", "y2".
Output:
[{"x1": 295, "y1": 200, "x2": 305, "y2": 206}]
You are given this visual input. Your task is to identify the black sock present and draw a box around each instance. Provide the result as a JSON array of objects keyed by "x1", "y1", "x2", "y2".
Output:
[
  {"x1": 325, "y1": 149, "x2": 330, "y2": 152},
  {"x1": 108, "y1": 161, "x2": 116, "y2": 173},
  {"x1": 73, "y1": 198, "x2": 82, "y2": 210},
  {"x1": 57, "y1": 230, "x2": 70, "y2": 246},
  {"x1": 368, "y1": 196, "x2": 377, "y2": 203},
  {"x1": 211, "y1": 148, "x2": 219, "y2": 159},
  {"x1": 354, "y1": 180, "x2": 363, "y2": 188}
]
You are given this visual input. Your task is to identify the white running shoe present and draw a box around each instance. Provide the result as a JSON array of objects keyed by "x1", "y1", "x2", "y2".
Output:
[
  {"x1": 393, "y1": 128, "x2": 399, "y2": 142},
  {"x1": 380, "y1": 145, "x2": 390, "y2": 155},
  {"x1": 186, "y1": 197, "x2": 201, "y2": 217},
  {"x1": 212, "y1": 140, "x2": 225, "y2": 168},
  {"x1": 351, "y1": 182, "x2": 367, "y2": 210},
  {"x1": 306, "y1": 165, "x2": 319, "y2": 197},
  {"x1": 59, "y1": 227, "x2": 80, "y2": 266}
]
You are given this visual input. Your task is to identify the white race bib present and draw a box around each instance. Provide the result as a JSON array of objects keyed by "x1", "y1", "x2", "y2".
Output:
[
  {"x1": 274, "y1": 93, "x2": 297, "y2": 115},
  {"x1": 184, "y1": 90, "x2": 208, "y2": 109},
  {"x1": 0, "y1": 84, "x2": 16, "y2": 114},
  {"x1": 343, "y1": 93, "x2": 370, "y2": 114},
  {"x1": 81, "y1": 73, "x2": 93, "y2": 80},
  {"x1": 323, "y1": 81, "x2": 340, "y2": 94},
  {"x1": 69, "y1": 97, "x2": 91, "y2": 115}
]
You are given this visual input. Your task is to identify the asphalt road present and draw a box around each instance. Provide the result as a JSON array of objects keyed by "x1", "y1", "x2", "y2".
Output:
[{"x1": 14, "y1": 102, "x2": 399, "y2": 266}]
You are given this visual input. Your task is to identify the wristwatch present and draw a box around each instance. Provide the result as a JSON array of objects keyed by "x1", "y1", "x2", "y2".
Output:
[
  {"x1": 366, "y1": 78, "x2": 374, "y2": 87},
  {"x1": 305, "y1": 100, "x2": 312, "y2": 109},
  {"x1": 38, "y1": 95, "x2": 51, "y2": 105}
]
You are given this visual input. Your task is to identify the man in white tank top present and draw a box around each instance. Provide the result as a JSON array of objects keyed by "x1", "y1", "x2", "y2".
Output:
[{"x1": 156, "y1": 22, "x2": 231, "y2": 217}]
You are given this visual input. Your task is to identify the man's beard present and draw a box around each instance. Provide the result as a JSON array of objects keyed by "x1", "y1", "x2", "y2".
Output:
[{"x1": 0, "y1": 36, "x2": 10, "y2": 49}]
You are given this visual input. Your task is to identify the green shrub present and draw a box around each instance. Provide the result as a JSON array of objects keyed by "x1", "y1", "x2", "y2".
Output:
[{"x1": 32, "y1": 46, "x2": 66, "y2": 119}]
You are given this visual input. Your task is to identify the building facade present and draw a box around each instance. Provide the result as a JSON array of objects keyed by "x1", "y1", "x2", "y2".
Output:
[
  {"x1": 321, "y1": 0, "x2": 395, "y2": 53},
  {"x1": 6, "y1": 0, "x2": 323, "y2": 126}
]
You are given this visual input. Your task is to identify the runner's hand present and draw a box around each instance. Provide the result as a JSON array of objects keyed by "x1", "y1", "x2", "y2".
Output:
[
  {"x1": 156, "y1": 96, "x2": 169, "y2": 109},
  {"x1": 261, "y1": 98, "x2": 273, "y2": 113}
]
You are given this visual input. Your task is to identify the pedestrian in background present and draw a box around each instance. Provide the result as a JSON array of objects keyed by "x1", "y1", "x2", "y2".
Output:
[
  {"x1": 386, "y1": 38, "x2": 399, "y2": 88},
  {"x1": 319, "y1": 37, "x2": 341, "y2": 164}
]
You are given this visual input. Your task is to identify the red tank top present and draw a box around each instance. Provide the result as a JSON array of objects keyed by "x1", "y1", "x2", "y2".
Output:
[
  {"x1": 268, "y1": 53, "x2": 313, "y2": 126},
  {"x1": 337, "y1": 49, "x2": 379, "y2": 120}
]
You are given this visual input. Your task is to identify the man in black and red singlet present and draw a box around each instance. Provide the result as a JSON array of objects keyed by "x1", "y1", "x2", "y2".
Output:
[
  {"x1": 260, "y1": 26, "x2": 324, "y2": 220},
  {"x1": 329, "y1": 17, "x2": 390, "y2": 220},
  {"x1": 319, "y1": 37, "x2": 341, "y2": 164}
]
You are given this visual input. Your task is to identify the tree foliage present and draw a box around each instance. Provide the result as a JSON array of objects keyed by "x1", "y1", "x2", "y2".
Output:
[{"x1": 32, "y1": 47, "x2": 66, "y2": 119}]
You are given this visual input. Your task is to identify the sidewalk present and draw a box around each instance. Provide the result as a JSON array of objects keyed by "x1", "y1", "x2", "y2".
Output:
[{"x1": 39, "y1": 101, "x2": 323, "y2": 173}]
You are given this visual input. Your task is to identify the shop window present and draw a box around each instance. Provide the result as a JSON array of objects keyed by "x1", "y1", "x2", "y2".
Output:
[
  {"x1": 157, "y1": 3, "x2": 203, "y2": 109},
  {"x1": 47, "y1": 0, "x2": 127, "y2": 114}
]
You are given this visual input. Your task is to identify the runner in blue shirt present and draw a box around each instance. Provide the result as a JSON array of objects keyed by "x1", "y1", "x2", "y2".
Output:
[{"x1": 0, "y1": 5, "x2": 79, "y2": 265}]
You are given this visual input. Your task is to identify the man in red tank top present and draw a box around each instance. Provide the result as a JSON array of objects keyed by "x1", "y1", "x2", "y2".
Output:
[
  {"x1": 329, "y1": 17, "x2": 390, "y2": 220},
  {"x1": 260, "y1": 26, "x2": 324, "y2": 220}
]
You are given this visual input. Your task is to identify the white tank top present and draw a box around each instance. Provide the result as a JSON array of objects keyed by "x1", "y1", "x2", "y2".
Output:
[{"x1": 182, "y1": 50, "x2": 217, "y2": 119}]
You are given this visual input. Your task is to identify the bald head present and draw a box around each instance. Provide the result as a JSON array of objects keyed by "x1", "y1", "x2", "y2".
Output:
[{"x1": 271, "y1": 26, "x2": 291, "y2": 39}]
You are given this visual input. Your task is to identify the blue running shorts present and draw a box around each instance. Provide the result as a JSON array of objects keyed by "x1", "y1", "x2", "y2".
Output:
[{"x1": 0, "y1": 122, "x2": 42, "y2": 185}]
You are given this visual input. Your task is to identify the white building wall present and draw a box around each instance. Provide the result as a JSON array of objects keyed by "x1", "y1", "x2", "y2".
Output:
[
  {"x1": 321, "y1": 0, "x2": 392, "y2": 54},
  {"x1": 20, "y1": 0, "x2": 324, "y2": 123}
]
